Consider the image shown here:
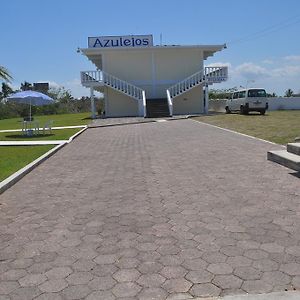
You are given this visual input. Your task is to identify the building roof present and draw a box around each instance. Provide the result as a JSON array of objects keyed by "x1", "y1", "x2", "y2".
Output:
[{"x1": 80, "y1": 44, "x2": 226, "y2": 69}]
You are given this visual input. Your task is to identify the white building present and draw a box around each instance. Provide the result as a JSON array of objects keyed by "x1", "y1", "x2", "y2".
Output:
[{"x1": 80, "y1": 35, "x2": 228, "y2": 118}]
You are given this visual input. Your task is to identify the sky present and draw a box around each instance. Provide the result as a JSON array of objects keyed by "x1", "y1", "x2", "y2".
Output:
[{"x1": 1, "y1": 0, "x2": 300, "y2": 97}]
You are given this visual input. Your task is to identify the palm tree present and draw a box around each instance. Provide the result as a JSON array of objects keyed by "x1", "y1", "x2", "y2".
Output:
[{"x1": 0, "y1": 66, "x2": 13, "y2": 82}]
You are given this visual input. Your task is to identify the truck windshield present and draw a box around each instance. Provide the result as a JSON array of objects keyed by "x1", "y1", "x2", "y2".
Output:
[{"x1": 248, "y1": 89, "x2": 266, "y2": 97}]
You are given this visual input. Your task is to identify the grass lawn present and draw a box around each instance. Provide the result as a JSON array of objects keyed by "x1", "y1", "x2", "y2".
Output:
[
  {"x1": 0, "y1": 145, "x2": 54, "y2": 182},
  {"x1": 0, "y1": 128, "x2": 81, "y2": 141},
  {"x1": 193, "y1": 110, "x2": 300, "y2": 145},
  {"x1": 0, "y1": 112, "x2": 90, "y2": 130},
  {"x1": 0, "y1": 113, "x2": 89, "y2": 182}
]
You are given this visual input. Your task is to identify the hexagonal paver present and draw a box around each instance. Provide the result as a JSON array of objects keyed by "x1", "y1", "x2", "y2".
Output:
[
  {"x1": 138, "y1": 262, "x2": 163, "y2": 274},
  {"x1": 19, "y1": 273, "x2": 47, "y2": 287},
  {"x1": 207, "y1": 263, "x2": 233, "y2": 275},
  {"x1": 185, "y1": 270, "x2": 213, "y2": 283},
  {"x1": 94, "y1": 254, "x2": 118, "y2": 265},
  {"x1": 286, "y1": 246, "x2": 300, "y2": 256},
  {"x1": 9, "y1": 286, "x2": 42, "y2": 299},
  {"x1": 260, "y1": 243, "x2": 285, "y2": 253},
  {"x1": 190, "y1": 283, "x2": 221, "y2": 297},
  {"x1": 0, "y1": 269, "x2": 27, "y2": 281},
  {"x1": 34, "y1": 293, "x2": 64, "y2": 300},
  {"x1": 112, "y1": 282, "x2": 142, "y2": 297},
  {"x1": 261, "y1": 271, "x2": 291, "y2": 285},
  {"x1": 138, "y1": 287, "x2": 167, "y2": 300},
  {"x1": 226, "y1": 256, "x2": 252, "y2": 268},
  {"x1": 212, "y1": 275, "x2": 243, "y2": 289},
  {"x1": 183, "y1": 258, "x2": 208, "y2": 270},
  {"x1": 160, "y1": 266, "x2": 187, "y2": 279},
  {"x1": 137, "y1": 273, "x2": 166, "y2": 287},
  {"x1": 86, "y1": 291, "x2": 115, "y2": 300},
  {"x1": 159, "y1": 255, "x2": 184, "y2": 266},
  {"x1": 162, "y1": 278, "x2": 192, "y2": 293},
  {"x1": 280, "y1": 263, "x2": 300, "y2": 276},
  {"x1": 88, "y1": 276, "x2": 116, "y2": 291},
  {"x1": 66, "y1": 272, "x2": 93, "y2": 285},
  {"x1": 202, "y1": 252, "x2": 227, "y2": 263},
  {"x1": 10, "y1": 258, "x2": 34, "y2": 269},
  {"x1": 116, "y1": 257, "x2": 139, "y2": 268},
  {"x1": 39, "y1": 279, "x2": 68, "y2": 293},
  {"x1": 90, "y1": 264, "x2": 118, "y2": 277},
  {"x1": 0, "y1": 281, "x2": 19, "y2": 294},
  {"x1": 252, "y1": 259, "x2": 279, "y2": 272},
  {"x1": 244, "y1": 249, "x2": 269, "y2": 260},
  {"x1": 72, "y1": 259, "x2": 96, "y2": 272},
  {"x1": 62, "y1": 285, "x2": 91, "y2": 299},
  {"x1": 233, "y1": 266, "x2": 262, "y2": 280},
  {"x1": 242, "y1": 280, "x2": 273, "y2": 293},
  {"x1": 113, "y1": 269, "x2": 140, "y2": 282},
  {"x1": 45, "y1": 267, "x2": 73, "y2": 279}
]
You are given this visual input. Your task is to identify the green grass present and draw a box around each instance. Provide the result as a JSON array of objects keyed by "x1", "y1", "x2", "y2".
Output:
[
  {"x1": 0, "y1": 128, "x2": 81, "y2": 141},
  {"x1": 193, "y1": 110, "x2": 300, "y2": 145},
  {"x1": 0, "y1": 112, "x2": 90, "y2": 130},
  {"x1": 0, "y1": 113, "x2": 89, "y2": 182},
  {"x1": 0, "y1": 145, "x2": 54, "y2": 182}
]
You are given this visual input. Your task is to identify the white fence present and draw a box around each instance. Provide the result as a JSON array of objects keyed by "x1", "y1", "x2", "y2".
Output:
[{"x1": 209, "y1": 97, "x2": 300, "y2": 112}]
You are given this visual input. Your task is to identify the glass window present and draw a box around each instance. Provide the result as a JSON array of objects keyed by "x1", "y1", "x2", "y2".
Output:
[
  {"x1": 233, "y1": 92, "x2": 238, "y2": 99},
  {"x1": 248, "y1": 89, "x2": 266, "y2": 97},
  {"x1": 238, "y1": 91, "x2": 246, "y2": 98}
]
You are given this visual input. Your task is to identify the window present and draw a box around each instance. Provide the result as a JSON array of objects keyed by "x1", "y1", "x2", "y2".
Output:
[
  {"x1": 233, "y1": 92, "x2": 238, "y2": 99},
  {"x1": 238, "y1": 91, "x2": 246, "y2": 98},
  {"x1": 248, "y1": 89, "x2": 266, "y2": 97}
]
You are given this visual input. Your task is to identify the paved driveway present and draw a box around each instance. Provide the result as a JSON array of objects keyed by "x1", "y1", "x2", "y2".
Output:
[{"x1": 0, "y1": 119, "x2": 300, "y2": 300}]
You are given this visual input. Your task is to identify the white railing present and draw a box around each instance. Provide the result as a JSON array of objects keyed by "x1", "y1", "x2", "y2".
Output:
[
  {"x1": 166, "y1": 89, "x2": 173, "y2": 117},
  {"x1": 205, "y1": 66, "x2": 228, "y2": 83},
  {"x1": 142, "y1": 91, "x2": 147, "y2": 117},
  {"x1": 166, "y1": 66, "x2": 228, "y2": 99},
  {"x1": 81, "y1": 70, "x2": 145, "y2": 101}
]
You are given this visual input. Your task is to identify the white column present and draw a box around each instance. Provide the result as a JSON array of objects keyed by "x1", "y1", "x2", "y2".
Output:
[
  {"x1": 90, "y1": 87, "x2": 96, "y2": 119},
  {"x1": 204, "y1": 84, "x2": 209, "y2": 114}
]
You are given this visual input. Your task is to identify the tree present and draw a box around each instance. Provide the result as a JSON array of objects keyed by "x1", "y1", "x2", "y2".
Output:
[
  {"x1": 0, "y1": 82, "x2": 14, "y2": 99},
  {"x1": 0, "y1": 66, "x2": 13, "y2": 82},
  {"x1": 20, "y1": 81, "x2": 33, "y2": 91},
  {"x1": 285, "y1": 89, "x2": 294, "y2": 97}
]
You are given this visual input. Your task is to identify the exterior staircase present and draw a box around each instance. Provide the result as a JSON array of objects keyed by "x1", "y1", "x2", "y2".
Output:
[
  {"x1": 166, "y1": 66, "x2": 228, "y2": 116},
  {"x1": 81, "y1": 70, "x2": 146, "y2": 117},
  {"x1": 267, "y1": 143, "x2": 300, "y2": 172},
  {"x1": 146, "y1": 98, "x2": 170, "y2": 118}
]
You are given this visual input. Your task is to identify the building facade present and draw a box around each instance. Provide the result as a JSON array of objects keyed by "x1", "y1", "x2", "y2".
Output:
[{"x1": 80, "y1": 35, "x2": 228, "y2": 118}]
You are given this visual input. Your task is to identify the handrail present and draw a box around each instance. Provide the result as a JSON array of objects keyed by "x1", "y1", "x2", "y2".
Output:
[
  {"x1": 167, "y1": 66, "x2": 228, "y2": 99},
  {"x1": 166, "y1": 89, "x2": 173, "y2": 117},
  {"x1": 142, "y1": 90, "x2": 147, "y2": 117},
  {"x1": 81, "y1": 70, "x2": 145, "y2": 101}
]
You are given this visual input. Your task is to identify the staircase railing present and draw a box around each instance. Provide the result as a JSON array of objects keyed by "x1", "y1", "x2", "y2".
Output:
[
  {"x1": 81, "y1": 70, "x2": 147, "y2": 117},
  {"x1": 81, "y1": 70, "x2": 145, "y2": 101},
  {"x1": 166, "y1": 66, "x2": 228, "y2": 116}
]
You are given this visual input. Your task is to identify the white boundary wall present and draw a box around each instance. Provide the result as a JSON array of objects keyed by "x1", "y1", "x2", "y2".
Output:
[{"x1": 209, "y1": 97, "x2": 300, "y2": 112}]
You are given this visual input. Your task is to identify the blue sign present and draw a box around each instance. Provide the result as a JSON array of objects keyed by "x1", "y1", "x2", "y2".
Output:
[{"x1": 88, "y1": 35, "x2": 153, "y2": 48}]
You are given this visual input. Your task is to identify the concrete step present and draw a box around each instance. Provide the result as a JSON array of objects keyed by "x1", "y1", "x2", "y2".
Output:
[
  {"x1": 267, "y1": 150, "x2": 300, "y2": 172},
  {"x1": 287, "y1": 142, "x2": 300, "y2": 156}
]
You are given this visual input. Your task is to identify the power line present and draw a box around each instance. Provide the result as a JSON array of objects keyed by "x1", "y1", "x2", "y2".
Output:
[{"x1": 227, "y1": 14, "x2": 300, "y2": 46}]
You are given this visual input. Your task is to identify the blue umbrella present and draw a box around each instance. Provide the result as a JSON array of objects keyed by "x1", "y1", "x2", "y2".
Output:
[{"x1": 7, "y1": 90, "x2": 54, "y2": 120}]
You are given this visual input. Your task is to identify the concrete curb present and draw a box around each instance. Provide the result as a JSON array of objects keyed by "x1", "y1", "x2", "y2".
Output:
[{"x1": 0, "y1": 126, "x2": 88, "y2": 195}]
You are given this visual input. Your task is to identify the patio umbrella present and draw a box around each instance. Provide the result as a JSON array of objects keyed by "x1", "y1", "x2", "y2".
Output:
[{"x1": 7, "y1": 90, "x2": 55, "y2": 120}]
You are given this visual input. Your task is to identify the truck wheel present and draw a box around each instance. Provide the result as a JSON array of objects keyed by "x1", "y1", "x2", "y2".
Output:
[
  {"x1": 225, "y1": 106, "x2": 231, "y2": 114},
  {"x1": 260, "y1": 110, "x2": 266, "y2": 115},
  {"x1": 240, "y1": 106, "x2": 244, "y2": 114}
]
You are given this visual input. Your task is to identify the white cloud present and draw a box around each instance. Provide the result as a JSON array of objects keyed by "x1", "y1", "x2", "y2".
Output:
[
  {"x1": 284, "y1": 55, "x2": 300, "y2": 61},
  {"x1": 235, "y1": 62, "x2": 269, "y2": 79},
  {"x1": 206, "y1": 62, "x2": 232, "y2": 69},
  {"x1": 262, "y1": 59, "x2": 274, "y2": 64}
]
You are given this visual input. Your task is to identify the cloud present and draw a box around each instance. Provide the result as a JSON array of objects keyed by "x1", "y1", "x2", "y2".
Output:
[
  {"x1": 262, "y1": 59, "x2": 274, "y2": 64},
  {"x1": 284, "y1": 55, "x2": 300, "y2": 61},
  {"x1": 206, "y1": 62, "x2": 232, "y2": 68},
  {"x1": 235, "y1": 62, "x2": 269, "y2": 79}
]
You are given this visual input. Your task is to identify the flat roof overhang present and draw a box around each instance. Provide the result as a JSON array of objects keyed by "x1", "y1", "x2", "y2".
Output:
[{"x1": 80, "y1": 44, "x2": 226, "y2": 69}]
